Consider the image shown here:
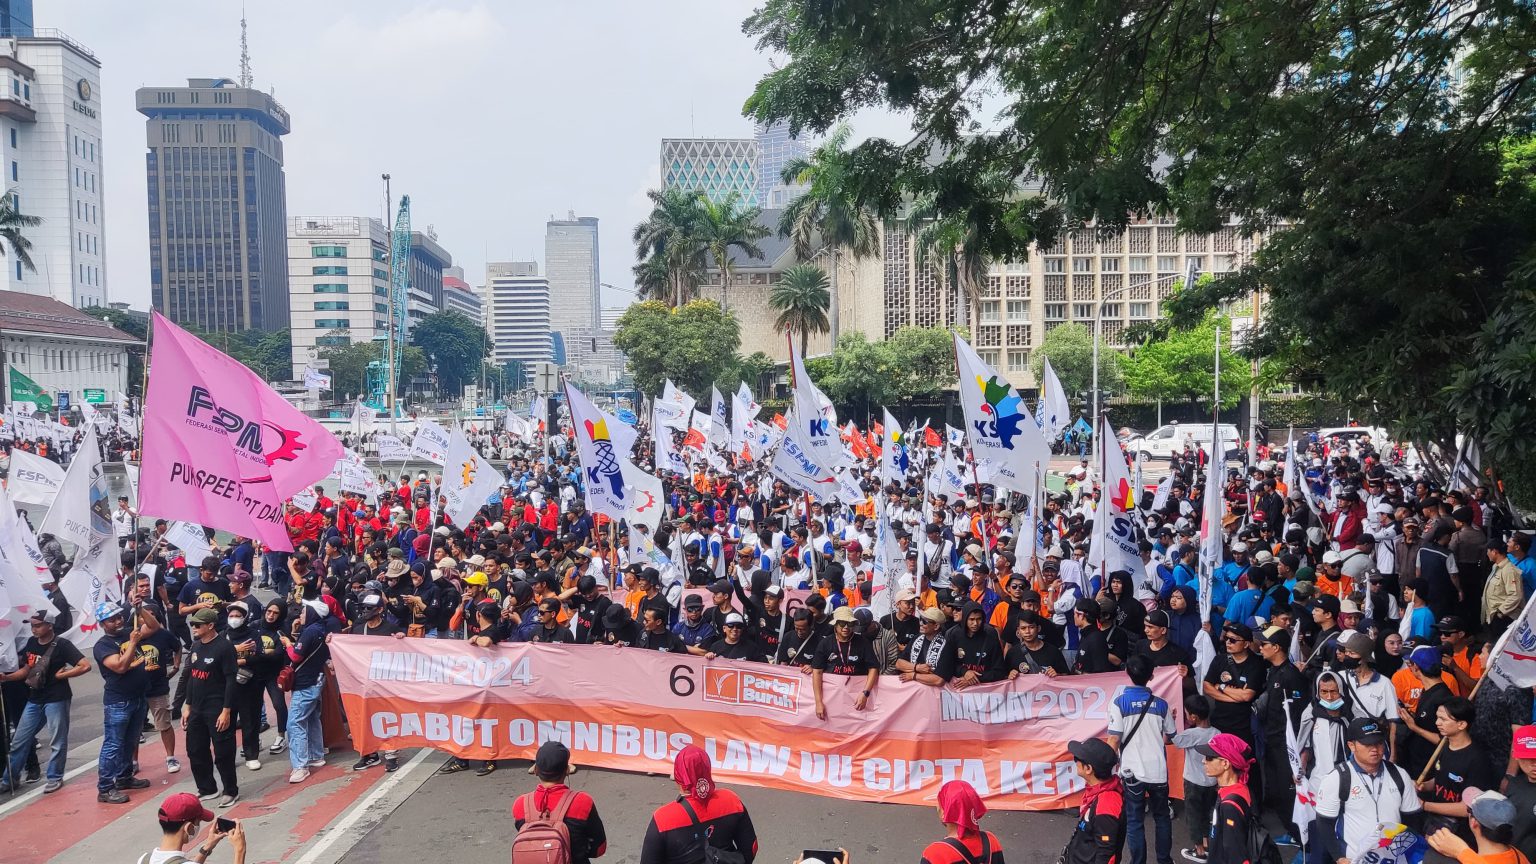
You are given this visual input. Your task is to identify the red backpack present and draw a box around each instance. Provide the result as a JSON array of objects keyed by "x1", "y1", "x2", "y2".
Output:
[{"x1": 512, "y1": 789, "x2": 577, "y2": 864}]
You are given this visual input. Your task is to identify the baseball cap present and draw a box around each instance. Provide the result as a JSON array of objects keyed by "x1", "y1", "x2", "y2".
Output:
[
  {"x1": 1309, "y1": 595, "x2": 1342, "y2": 616},
  {"x1": 895, "y1": 587, "x2": 918, "y2": 603},
  {"x1": 763, "y1": 585, "x2": 784, "y2": 598},
  {"x1": 1146, "y1": 610, "x2": 1170, "y2": 629},
  {"x1": 1231, "y1": 541, "x2": 1249, "y2": 553},
  {"x1": 94, "y1": 601, "x2": 125, "y2": 622},
  {"x1": 1339, "y1": 599, "x2": 1361, "y2": 615},
  {"x1": 1341, "y1": 631, "x2": 1374, "y2": 661},
  {"x1": 436, "y1": 557, "x2": 458, "y2": 570},
  {"x1": 1067, "y1": 738, "x2": 1119, "y2": 777},
  {"x1": 831, "y1": 606, "x2": 857, "y2": 624},
  {"x1": 188, "y1": 608, "x2": 219, "y2": 625},
  {"x1": 1222, "y1": 621, "x2": 1254, "y2": 641},
  {"x1": 1436, "y1": 615, "x2": 1469, "y2": 633},
  {"x1": 1346, "y1": 717, "x2": 1389, "y2": 744},
  {"x1": 535, "y1": 740, "x2": 571, "y2": 777},
  {"x1": 462, "y1": 571, "x2": 489, "y2": 587},
  {"x1": 1321, "y1": 550, "x2": 1342, "y2": 565},
  {"x1": 1511, "y1": 725, "x2": 1536, "y2": 759},
  {"x1": 709, "y1": 580, "x2": 733, "y2": 595},
  {"x1": 361, "y1": 593, "x2": 384, "y2": 608},
  {"x1": 434, "y1": 526, "x2": 451, "y2": 537},
  {"x1": 1468, "y1": 790, "x2": 1517, "y2": 830},
  {"x1": 852, "y1": 607, "x2": 874, "y2": 624},
  {"x1": 158, "y1": 791, "x2": 215, "y2": 823},
  {"x1": 723, "y1": 612, "x2": 745, "y2": 626},
  {"x1": 1407, "y1": 645, "x2": 1442, "y2": 672},
  {"x1": 682, "y1": 594, "x2": 704, "y2": 610}
]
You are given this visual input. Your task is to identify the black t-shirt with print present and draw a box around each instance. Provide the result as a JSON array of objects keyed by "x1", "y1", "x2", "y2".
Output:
[
  {"x1": 1203, "y1": 652, "x2": 1268, "y2": 735},
  {"x1": 1004, "y1": 641, "x2": 1072, "y2": 676},
  {"x1": 637, "y1": 629, "x2": 688, "y2": 653},
  {"x1": 94, "y1": 630, "x2": 150, "y2": 703},
  {"x1": 138, "y1": 627, "x2": 179, "y2": 697},
  {"x1": 708, "y1": 637, "x2": 765, "y2": 661},
  {"x1": 19, "y1": 636, "x2": 84, "y2": 704},
  {"x1": 1427, "y1": 742, "x2": 1496, "y2": 810},
  {"x1": 811, "y1": 635, "x2": 874, "y2": 676}
]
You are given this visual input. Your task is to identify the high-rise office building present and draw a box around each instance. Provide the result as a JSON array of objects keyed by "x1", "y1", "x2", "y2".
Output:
[
  {"x1": 138, "y1": 77, "x2": 291, "y2": 332},
  {"x1": 442, "y1": 265, "x2": 480, "y2": 326},
  {"x1": 754, "y1": 120, "x2": 808, "y2": 209},
  {"x1": 0, "y1": 30, "x2": 105, "y2": 307},
  {"x1": 545, "y1": 212, "x2": 599, "y2": 350},
  {"x1": 483, "y1": 260, "x2": 552, "y2": 383},
  {"x1": 406, "y1": 228, "x2": 450, "y2": 327},
  {"x1": 286, "y1": 216, "x2": 390, "y2": 377},
  {"x1": 661, "y1": 138, "x2": 758, "y2": 205},
  {"x1": 0, "y1": 1, "x2": 32, "y2": 37}
]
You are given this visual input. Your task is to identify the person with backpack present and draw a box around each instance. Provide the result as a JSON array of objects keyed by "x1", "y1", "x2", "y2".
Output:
[
  {"x1": 1196, "y1": 733, "x2": 1270, "y2": 864},
  {"x1": 920, "y1": 780, "x2": 1006, "y2": 864},
  {"x1": 512, "y1": 741, "x2": 606, "y2": 864},
  {"x1": 1062, "y1": 738, "x2": 1126, "y2": 864},
  {"x1": 141, "y1": 791, "x2": 246, "y2": 864},
  {"x1": 1313, "y1": 718, "x2": 1423, "y2": 864},
  {"x1": 639, "y1": 744, "x2": 757, "y2": 864}
]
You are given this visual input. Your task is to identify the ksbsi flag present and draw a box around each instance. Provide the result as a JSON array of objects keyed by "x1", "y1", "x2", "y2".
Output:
[
  {"x1": 566, "y1": 382, "x2": 639, "y2": 520},
  {"x1": 38, "y1": 423, "x2": 112, "y2": 550},
  {"x1": 709, "y1": 386, "x2": 730, "y2": 449},
  {"x1": 953, "y1": 334, "x2": 1050, "y2": 492},
  {"x1": 138, "y1": 312, "x2": 345, "y2": 553},
  {"x1": 788, "y1": 334, "x2": 842, "y2": 475},
  {"x1": 410, "y1": 419, "x2": 451, "y2": 465},
  {"x1": 1197, "y1": 412, "x2": 1224, "y2": 621},
  {"x1": 653, "y1": 406, "x2": 689, "y2": 476},
  {"x1": 769, "y1": 409, "x2": 839, "y2": 504},
  {"x1": 881, "y1": 407, "x2": 908, "y2": 486},
  {"x1": 441, "y1": 426, "x2": 504, "y2": 527},
  {"x1": 7, "y1": 448, "x2": 65, "y2": 507},
  {"x1": 1087, "y1": 417, "x2": 1141, "y2": 579},
  {"x1": 730, "y1": 388, "x2": 755, "y2": 451}
]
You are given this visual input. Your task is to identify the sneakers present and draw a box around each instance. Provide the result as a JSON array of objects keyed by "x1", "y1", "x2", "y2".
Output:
[
  {"x1": 24, "y1": 769, "x2": 40, "y2": 784},
  {"x1": 42, "y1": 780, "x2": 62, "y2": 794},
  {"x1": 116, "y1": 777, "x2": 151, "y2": 790},
  {"x1": 269, "y1": 736, "x2": 286, "y2": 755},
  {"x1": 1181, "y1": 849, "x2": 1208, "y2": 864},
  {"x1": 1273, "y1": 835, "x2": 1298, "y2": 848},
  {"x1": 288, "y1": 769, "x2": 309, "y2": 784},
  {"x1": 475, "y1": 761, "x2": 496, "y2": 776},
  {"x1": 384, "y1": 757, "x2": 400, "y2": 772},
  {"x1": 198, "y1": 789, "x2": 221, "y2": 800},
  {"x1": 259, "y1": 721, "x2": 271, "y2": 733},
  {"x1": 437, "y1": 760, "x2": 467, "y2": 775},
  {"x1": 245, "y1": 759, "x2": 261, "y2": 771},
  {"x1": 218, "y1": 792, "x2": 239, "y2": 809},
  {"x1": 307, "y1": 759, "x2": 326, "y2": 769},
  {"x1": 352, "y1": 754, "x2": 381, "y2": 771},
  {"x1": 166, "y1": 757, "x2": 181, "y2": 774},
  {"x1": 97, "y1": 789, "x2": 130, "y2": 804}
]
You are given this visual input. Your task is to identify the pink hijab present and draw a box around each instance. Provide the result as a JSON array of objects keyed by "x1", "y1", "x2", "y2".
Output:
[
  {"x1": 672, "y1": 744, "x2": 715, "y2": 802},
  {"x1": 938, "y1": 780, "x2": 987, "y2": 835}
]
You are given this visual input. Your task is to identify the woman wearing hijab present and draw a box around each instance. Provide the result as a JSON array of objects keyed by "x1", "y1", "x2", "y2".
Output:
[
  {"x1": 639, "y1": 745, "x2": 757, "y2": 864},
  {"x1": 1165, "y1": 586, "x2": 1203, "y2": 657},
  {"x1": 921, "y1": 779, "x2": 1006, "y2": 864}
]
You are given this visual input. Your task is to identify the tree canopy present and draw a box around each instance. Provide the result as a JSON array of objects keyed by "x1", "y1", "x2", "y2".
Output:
[
  {"x1": 318, "y1": 337, "x2": 425, "y2": 402},
  {"x1": 1032, "y1": 323, "x2": 1119, "y2": 401},
  {"x1": 411, "y1": 310, "x2": 490, "y2": 397},
  {"x1": 1120, "y1": 313, "x2": 1248, "y2": 409},
  {"x1": 613, "y1": 300, "x2": 743, "y2": 396},
  {"x1": 809, "y1": 326, "x2": 959, "y2": 415},
  {"x1": 743, "y1": 0, "x2": 1536, "y2": 490}
]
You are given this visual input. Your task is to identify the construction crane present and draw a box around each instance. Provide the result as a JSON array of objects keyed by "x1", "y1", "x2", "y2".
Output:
[{"x1": 366, "y1": 194, "x2": 412, "y2": 423}]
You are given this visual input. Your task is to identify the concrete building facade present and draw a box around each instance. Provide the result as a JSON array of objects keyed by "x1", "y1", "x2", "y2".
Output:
[
  {"x1": 544, "y1": 213, "x2": 599, "y2": 347},
  {"x1": 137, "y1": 77, "x2": 290, "y2": 332},
  {"x1": 0, "y1": 30, "x2": 104, "y2": 307},
  {"x1": 442, "y1": 265, "x2": 480, "y2": 326},
  {"x1": 0, "y1": 289, "x2": 135, "y2": 409},
  {"x1": 406, "y1": 228, "x2": 449, "y2": 327},
  {"x1": 286, "y1": 216, "x2": 390, "y2": 376},
  {"x1": 483, "y1": 260, "x2": 552, "y2": 382}
]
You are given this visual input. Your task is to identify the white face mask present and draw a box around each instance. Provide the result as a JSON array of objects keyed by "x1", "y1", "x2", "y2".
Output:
[{"x1": 227, "y1": 615, "x2": 246, "y2": 629}]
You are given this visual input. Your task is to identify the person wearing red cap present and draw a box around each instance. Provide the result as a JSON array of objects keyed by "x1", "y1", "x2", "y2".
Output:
[
  {"x1": 639, "y1": 744, "x2": 757, "y2": 864},
  {"x1": 1504, "y1": 724, "x2": 1536, "y2": 863},
  {"x1": 144, "y1": 791, "x2": 246, "y2": 864},
  {"x1": 920, "y1": 779, "x2": 1005, "y2": 864}
]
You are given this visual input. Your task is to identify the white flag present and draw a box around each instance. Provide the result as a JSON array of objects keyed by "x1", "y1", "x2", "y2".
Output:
[
  {"x1": 744, "y1": 419, "x2": 780, "y2": 461},
  {"x1": 529, "y1": 395, "x2": 548, "y2": 434},
  {"x1": 304, "y1": 367, "x2": 332, "y2": 389},
  {"x1": 289, "y1": 487, "x2": 319, "y2": 513},
  {"x1": 654, "y1": 398, "x2": 690, "y2": 431},
  {"x1": 1284, "y1": 698, "x2": 1314, "y2": 845},
  {"x1": 730, "y1": 389, "x2": 754, "y2": 451},
  {"x1": 1151, "y1": 472, "x2": 1174, "y2": 513},
  {"x1": 0, "y1": 483, "x2": 51, "y2": 670},
  {"x1": 116, "y1": 391, "x2": 131, "y2": 416},
  {"x1": 59, "y1": 531, "x2": 122, "y2": 649},
  {"x1": 936, "y1": 444, "x2": 969, "y2": 499},
  {"x1": 881, "y1": 408, "x2": 908, "y2": 487},
  {"x1": 1486, "y1": 591, "x2": 1536, "y2": 689},
  {"x1": 566, "y1": 383, "x2": 639, "y2": 519},
  {"x1": 709, "y1": 386, "x2": 730, "y2": 449},
  {"x1": 38, "y1": 424, "x2": 111, "y2": 550},
  {"x1": 7, "y1": 449, "x2": 65, "y2": 507},
  {"x1": 376, "y1": 433, "x2": 410, "y2": 462},
  {"x1": 410, "y1": 419, "x2": 451, "y2": 465},
  {"x1": 954, "y1": 334, "x2": 1050, "y2": 492},
  {"x1": 166, "y1": 521, "x2": 213, "y2": 564},
  {"x1": 441, "y1": 426, "x2": 505, "y2": 527},
  {"x1": 1087, "y1": 417, "x2": 1141, "y2": 581},
  {"x1": 735, "y1": 383, "x2": 760, "y2": 419},
  {"x1": 1198, "y1": 414, "x2": 1225, "y2": 622},
  {"x1": 662, "y1": 380, "x2": 696, "y2": 418},
  {"x1": 338, "y1": 462, "x2": 381, "y2": 499},
  {"x1": 867, "y1": 500, "x2": 900, "y2": 620},
  {"x1": 351, "y1": 400, "x2": 377, "y2": 434},
  {"x1": 769, "y1": 410, "x2": 840, "y2": 503},
  {"x1": 622, "y1": 459, "x2": 665, "y2": 534},
  {"x1": 653, "y1": 406, "x2": 689, "y2": 476},
  {"x1": 789, "y1": 336, "x2": 842, "y2": 475},
  {"x1": 1037, "y1": 357, "x2": 1072, "y2": 441}
]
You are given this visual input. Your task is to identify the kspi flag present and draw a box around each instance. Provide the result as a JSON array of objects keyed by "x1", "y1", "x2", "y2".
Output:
[{"x1": 954, "y1": 334, "x2": 1049, "y2": 492}]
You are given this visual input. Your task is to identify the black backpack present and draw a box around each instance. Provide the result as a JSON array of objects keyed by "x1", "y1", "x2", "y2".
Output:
[{"x1": 1225, "y1": 789, "x2": 1283, "y2": 864}]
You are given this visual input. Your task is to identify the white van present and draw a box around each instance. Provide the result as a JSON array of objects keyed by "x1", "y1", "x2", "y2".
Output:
[{"x1": 1129, "y1": 423, "x2": 1242, "y2": 461}]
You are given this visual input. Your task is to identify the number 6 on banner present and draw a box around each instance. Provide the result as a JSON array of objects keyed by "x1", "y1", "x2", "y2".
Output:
[{"x1": 670, "y1": 665, "x2": 695, "y2": 697}]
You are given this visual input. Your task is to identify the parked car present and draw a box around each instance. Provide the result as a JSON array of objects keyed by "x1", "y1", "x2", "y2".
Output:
[{"x1": 1127, "y1": 422, "x2": 1243, "y2": 461}]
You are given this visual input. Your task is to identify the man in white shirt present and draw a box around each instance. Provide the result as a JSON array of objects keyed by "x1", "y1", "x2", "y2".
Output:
[
  {"x1": 1314, "y1": 718, "x2": 1421, "y2": 863},
  {"x1": 113, "y1": 496, "x2": 136, "y2": 545}
]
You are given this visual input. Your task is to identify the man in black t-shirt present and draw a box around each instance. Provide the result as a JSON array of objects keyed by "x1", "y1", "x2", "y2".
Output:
[
  {"x1": 601, "y1": 605, "x2": 640, "y2": 647},
  {"x1": 571, "y1": 576, "x2": 611, "y2": 644},
  {"x1": 775, "y1": 608, "x2": 822, "y2": 668},
  {"x1": 1074, "y1": 599, "x2": 1117, "y2": 674},
  {"x1": 530, "y1": 598, "x2": 573, "y2": 643},
  {"x1": 879, "y1": 587, "x2": 922, "y2": 656},
  {"x1": 0, "y1": 609, "x2": 90, "y2": 793},
  {"x1": 350, "y1": 595, "x2": 404, "y2": 772},
  {"x1": 636, "y1": 607, "x2": 688, "y2": 652},
  {"x1": 705, "y1": 613, "x2": 765, "y2": 661},
  {"x1": 811, "y1": 607, "x2": 878, "y2": 720},
  {"x1": 183, "y1": 607, "x2": 239, "y2": 807},
  {"x1": 177, "y1": 557, "x2": 233, "y2": 624},
  {"x1": 1201, "y1": 622, "x2": 1266, "y2": 746},
  {"x1": 94, "y1": 604, "x2": 155, "y2": 803},
  {"x1": 135, "y1": 602, "x2": 181, "y2": 775}
]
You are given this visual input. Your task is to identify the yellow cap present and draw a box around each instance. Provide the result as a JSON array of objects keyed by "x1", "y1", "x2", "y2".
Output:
[{"x1": 463, "y1": 571, "x2": 489, "y2": 586}]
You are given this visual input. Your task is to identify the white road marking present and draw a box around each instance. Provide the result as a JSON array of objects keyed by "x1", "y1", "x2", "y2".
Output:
[{"x1": 289, "y1": 748, "x2": 435, "y2": 864}]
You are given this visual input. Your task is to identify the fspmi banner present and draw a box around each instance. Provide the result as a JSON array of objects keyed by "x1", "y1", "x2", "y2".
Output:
[{"x1": 328, "y1": 635, "x2": 1184, "y2": 811}]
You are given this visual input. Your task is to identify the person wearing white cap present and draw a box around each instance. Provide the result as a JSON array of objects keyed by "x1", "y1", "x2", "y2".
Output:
[{"x1": 704, "y1": 613, "x2": 764, "y2": 662}]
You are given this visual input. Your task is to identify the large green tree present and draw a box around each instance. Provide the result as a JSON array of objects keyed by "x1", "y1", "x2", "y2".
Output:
[
  {"x1": 1121, "y1": 313, "x2": 1249, "y2": 409},
  {"x1": 411, "y1": 310, "x2": 490, "y2": 397},
  {"x1": 317, "y1": 335, "x2": 425, "y2": 401},
  {"x1": 744, "y1": 0, "x2": 1536, "y2": 491},
  {"x1": 613, "y1": 300, "x2": 742, "y2": 396},
  {"x1": 1032, "y1": 323, "x2": 1119, "y2": 402},
  {"x1": 811, "y1": 326, "x2": 960, "y2": 418},
  {"x1": 696, "y1": 192, "x2": 769, "y2": 313},
  {"x1": 632, "y1": 188, "x2": 708, "y2": 307}
]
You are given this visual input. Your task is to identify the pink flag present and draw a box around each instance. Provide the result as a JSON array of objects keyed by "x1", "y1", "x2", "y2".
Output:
[{"x1": 139, "y1": 312, "x2": 345, "y2": 552}]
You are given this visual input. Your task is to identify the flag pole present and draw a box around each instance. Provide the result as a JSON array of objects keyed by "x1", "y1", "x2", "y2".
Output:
[{"x1": 131, "y1": 317, "x2": 154, "y2": 551}]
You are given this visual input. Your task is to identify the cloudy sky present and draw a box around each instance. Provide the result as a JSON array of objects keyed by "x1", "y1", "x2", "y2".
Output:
[{"x1": 43, "y1": 0, "x2": 912, "y2": 314}]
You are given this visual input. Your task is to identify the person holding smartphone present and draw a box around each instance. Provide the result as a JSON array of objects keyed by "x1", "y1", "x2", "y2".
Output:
[{"x1": 141, "y1": 791, "x2": 246, "y2": 864}]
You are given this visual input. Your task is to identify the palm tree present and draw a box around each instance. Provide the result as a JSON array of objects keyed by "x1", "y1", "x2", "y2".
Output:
[
  {"x1": 632, "y1": 254, "x2": 671, "y2": 303},
  {"x1": 695, "y1": 192, "x2": 769, "y2": 313},
  {"x1": 632, "y1": 188, "x2": 707, "y2": 307},
  {"x1": 770, "y1": 263, "x2": 831, "y2": 358},
  {"x1": 778, "y1": 124, "x2": 879, "y2": 340},
  {"x1": 0, "y1": 192, "x2": 41, "y2": 273}
]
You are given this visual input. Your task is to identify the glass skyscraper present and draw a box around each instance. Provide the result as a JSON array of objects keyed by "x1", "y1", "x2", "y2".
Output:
[
  {"x1": 754, "y1": 120, "x2": 808, "y2": 207},
  {"x1": 0, "y1": 0, "x2": 33, "y2": 37},
  {"x1": 660, "y1": 138, "x2": 758, "y2": 205}
]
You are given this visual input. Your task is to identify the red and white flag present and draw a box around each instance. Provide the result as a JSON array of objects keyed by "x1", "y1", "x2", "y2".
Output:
[{"x1": 139, "y1": 312, "x2": 344, "y2": 552}]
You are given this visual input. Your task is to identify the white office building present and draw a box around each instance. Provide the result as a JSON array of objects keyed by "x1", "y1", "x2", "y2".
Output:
[
  {"x1": 0, "y1": 30, "x2": 105, "y2": 307},
  {"x1": 287, "y1": 216, "x2": 391, "y2": 378},
  {"x1": 484, "y1": 260, "x2": 552, "y2": 385}
]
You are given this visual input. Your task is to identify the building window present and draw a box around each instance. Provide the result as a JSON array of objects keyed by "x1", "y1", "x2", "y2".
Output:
[
  {"x1": 312, "y1": 266, "x2": 348, "y2": 276},
  {"x1": 313, "y1": 284, "x2": 349, "y2": 294},
  {"x1": 1101, "y1": 257, "x2": 1121, "y2": 272},
  {"x1": 1130, "y1": 302, "x2": 1151, "y2": 318},
  {"x1": 13, "y1": 260, "x2": 19, "y2": 280},
  {"x1": 1129, "y1": 256, "x2": 1150, "y2": 273},
  {"x1": 1187, "y1": 256, "x2": 1205, "y2": 273},
  {"x1": 1157, "y1": 255, "x2": 1178, "y2": 272},
  {"x1": 375, "y1": 303, "x2": 389, "y2": 314},
  {"x1": 1072, "y1": 303, "x2": 1096, "y2": 320},
  {"x1": 314, "y1": 318, "x2": 351, "y2": 329},
  {"x1": 1102, "y1": 303, "x2": 1122, "y2": 318},
  {"x1": 311, "y1": 246, "x2": 347, "y2": 258},
  {"x1": 374, "y1": 268, "x2": 388, "y2": 280},
  {"x1": 8, "y1": 129, "x2": 14, "y2": 148},
  {"x1": 978, "y1": 350, "x2": 1000, "y2": 367},
  {"x1": 1072, "y1": 257, "x2": 1093, "y2": 273},
  {"x1": 1043, "y1": 257, "x2": 1065, "y2": 274},
  {"x1": 1004, "y1": 300, "x2": 1028, "y2": 322},
  {"x1": 978, "y1": 300, "x2": 1000, "y2": 323},
  {"x1": 314, "y1": 301, "x2": 350, "y2": 311},
  {"x1": 1007, "y1": 349, "x2": 1030, "y2": 372},
  {"x1": 1044, "y1": 303, "x2": 1066, "y2": 320},
  {"x1": 374, "y1": 286, "x2": 388, "y2": 297}
]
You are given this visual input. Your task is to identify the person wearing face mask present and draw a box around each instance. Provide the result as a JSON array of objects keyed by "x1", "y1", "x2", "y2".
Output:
[
  {"x1": 1333, "y1": 631, "x2": 1399, "y2": 736},
  {"x1": 1297, "y1": 671, "x2": 1353, "y2": 797},
  {"x1": 225, "y1": 602, "x2": 268, "y2": 772},
  {"x1": 252, "y1": 602, "x2": 290, "y2": 757}
]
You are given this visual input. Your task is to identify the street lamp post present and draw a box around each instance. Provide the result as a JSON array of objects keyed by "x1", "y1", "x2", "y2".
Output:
[{"x1": 1090, "y1": 262, "x2": 1201, "y2": 428}]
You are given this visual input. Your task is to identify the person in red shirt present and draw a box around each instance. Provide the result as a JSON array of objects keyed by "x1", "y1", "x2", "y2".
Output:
[
  {"x1": 639, "y1": 745, "x2": 757, "y2": 864},
  {"x1": 920, "y1": 780, "x2": 1006, "y2": 864},
  {"x1": 512, "y1": 741, "x2": 606, "y2": 864},
  {"x1": 1062, "y1": 738, "x2": 1125, "y2": 864}
]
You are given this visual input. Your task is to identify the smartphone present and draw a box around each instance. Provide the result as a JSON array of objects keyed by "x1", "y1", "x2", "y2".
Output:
[
  {"x1": 215, "y1": 817, "x2": 237, "y2": 833},
  {"x1": 803, "y1": 852, "x2": 845, "y2": 864}
]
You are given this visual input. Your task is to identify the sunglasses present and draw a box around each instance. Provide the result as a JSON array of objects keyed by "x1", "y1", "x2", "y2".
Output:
[{"x1": 1223, "y1": 635, "x2": 1246, "y2": 644}]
